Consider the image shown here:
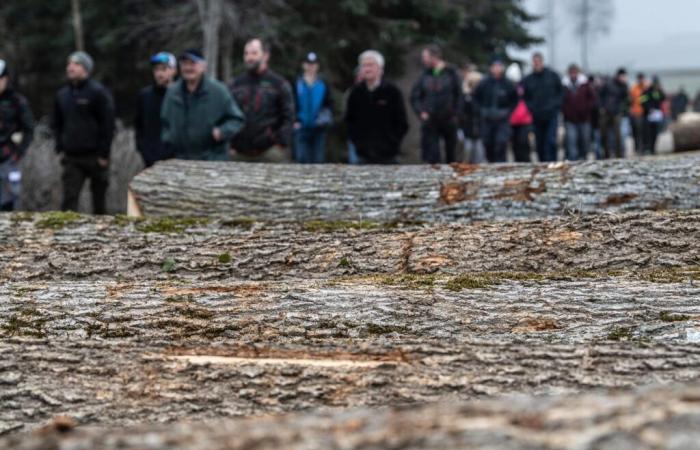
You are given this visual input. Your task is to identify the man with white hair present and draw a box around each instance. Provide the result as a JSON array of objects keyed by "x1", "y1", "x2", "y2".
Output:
[{"x1": 345, "y1": 50, "x2": 408, "y2": 164}]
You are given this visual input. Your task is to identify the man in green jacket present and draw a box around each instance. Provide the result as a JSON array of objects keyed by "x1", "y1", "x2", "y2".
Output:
[{"x1": 161, "y1": 49, "x2": 245, "y2": 161}]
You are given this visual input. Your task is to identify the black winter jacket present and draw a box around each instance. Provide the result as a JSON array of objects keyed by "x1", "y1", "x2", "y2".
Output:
[
  {"x1": 135, "y1": 84, "x2": 173, "y2": 167},
  {"x1": 473, "y1": 76, "x2": 519, "y2": 123},
  {"x1": 0, "y1": 88, "x2": 34, "y2": 163},
  {"x1": 410, "y1": 65, "x2": 462, "y2": 121},
  {"x1": 523, "y1": 68, "x2": 563, "y2": 122},
  {"x1": 52, "y1": 78, "x2": 115, "y2": 159},
  {"x1": 345, "y1": 80, "x2": 409, "y2": 163},
  {"x1": 229, "y1": 69, "x2": 295, "y2": 154}
]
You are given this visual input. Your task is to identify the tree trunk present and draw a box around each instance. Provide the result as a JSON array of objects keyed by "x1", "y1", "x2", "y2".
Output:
[
  {"x1": 3, "y1": 210, "x2": 700, "y2": 282},
  {"x1": 671, "y1": 119, "x2": 700, "y2": 152},
  {"x1": 196, "y1": 0, "x2": 222, "y2": 77},
  {"x1": 70, "y1": 0, "x2": 85, "y2": 52},
  {"x1": 129, "y1": 157, "x2": 700, "y2": 222}
]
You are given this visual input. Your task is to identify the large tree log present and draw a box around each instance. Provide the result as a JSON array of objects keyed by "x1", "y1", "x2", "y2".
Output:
[
  {"x1": 2, "y1": 210, "x2": 700, "y2": 282},
  {"x1": 2, "y1": 338, "x2": 700, "y2": 437},
  {"x1": 671, "y1": 116, "x2": 700, "y2": 152},
  {"x1": 2, "y1": 275, "x2": 700, "y2": 434},
  {"x1": 2, "y1": 278, "x2": 700, "y2": 345},
  {"x1": 4, "y1": 383, "x2": 700, "y2": 449},
  {"x1": 130, "y1": 157, "x2": 700, "y2": 221}
]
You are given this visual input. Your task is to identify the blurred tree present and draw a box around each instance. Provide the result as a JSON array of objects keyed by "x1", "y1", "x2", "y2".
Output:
[
  {"x1": 568, "y1": 0, "x2": 614, "y2": 70},
  {"x1": 0, "y1": 0, "x2": 539, "y2": 120}
]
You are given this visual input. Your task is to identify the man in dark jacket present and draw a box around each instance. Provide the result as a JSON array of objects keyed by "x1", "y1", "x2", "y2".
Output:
[
  {"x1": 161, "y1": 49, "x2": 245, "y2": 162},
  {"x1": 135, "y1": 52, "x2": 177, "y2": 167},
  {"x1": 562, "y1": 64, "x2": 597, "y2": 161},
  {"x1": 345, "y1": 50, "x2": 409, "y2": 164},
  {"x1": 640, "y1": 76, "x2": 666, "y2": 155},
  {"x1": 0, "y1": 60, "x2": 34, "y2": 211},
  {"x1": 230, "y1": 38, "x2": 295, "y2": 163},
  {"x1": 599, "y1": 68, "x2": 629, "y2": 158},
  {"x1": 411, "y1": 44, "x2": 462, "y2": 164},
  {"x1": 523, "y1": 52, "x2": 563, "y2": 162},
  {"x1": 52, "y1": 52, "x2": 115, "y2": 215},
  {"x1": 473, "y1": 58, "x2": 518, "y2": 163}
]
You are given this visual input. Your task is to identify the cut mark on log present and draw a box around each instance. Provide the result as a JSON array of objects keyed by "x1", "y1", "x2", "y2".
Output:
[
  {"x1": 165, "y1": 355, "x2": 393, "y2": 369},
  {"x1": 494, "y1": 179, "x2": 547, "y2": 202},
  {"x1": 161, "y1": 284, "x2": 264, "y2": 297},
  {"x1": 603, "y1": 193, "x2": 639, "y2": 206},
  {"x1": 439, "y1": 182, "x2": 479, "y2": 205},
  {"x1": 512, "y1": 318, "x2": 561, "y2": 333},
  {"x1": 449, "y1": 162, "x2": 479, "y2": 176}
]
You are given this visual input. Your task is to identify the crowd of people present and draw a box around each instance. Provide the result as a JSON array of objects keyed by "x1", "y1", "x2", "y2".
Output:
[{"x1": 0, "y1": 40, "x2": 691, "y2": 214}]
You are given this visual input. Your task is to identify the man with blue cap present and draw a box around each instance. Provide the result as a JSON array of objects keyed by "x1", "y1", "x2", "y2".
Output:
[{"x1": 135, "y1": 52, "x2": 177, "y2": 167}]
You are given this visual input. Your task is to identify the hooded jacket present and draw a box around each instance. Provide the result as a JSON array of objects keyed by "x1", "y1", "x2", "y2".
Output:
[{"x1": 562, "y1": 74, "x2": 598, "y2": 124}]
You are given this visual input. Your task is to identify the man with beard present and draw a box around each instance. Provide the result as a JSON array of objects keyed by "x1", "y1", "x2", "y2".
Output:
[{"x1": 229, "y1": 38, "x2": 295, "y2": 163}]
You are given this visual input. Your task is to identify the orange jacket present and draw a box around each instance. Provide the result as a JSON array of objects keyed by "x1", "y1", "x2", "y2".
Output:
[{"x1": 630, "y1": 82, "x2": 647, "y2": 117}]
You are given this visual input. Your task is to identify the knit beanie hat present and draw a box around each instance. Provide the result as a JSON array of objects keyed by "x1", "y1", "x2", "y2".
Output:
[{"x1": 68, "y1": 51, "x2": 94, "y2": 74}]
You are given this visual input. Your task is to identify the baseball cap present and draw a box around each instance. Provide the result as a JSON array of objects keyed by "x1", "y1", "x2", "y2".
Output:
[
  {"x1": 150, "y1": 52, "x2": 177, "y2": 68},
  {"x1": 179, "y1": 49, "x2": 205, "y2": 63}
]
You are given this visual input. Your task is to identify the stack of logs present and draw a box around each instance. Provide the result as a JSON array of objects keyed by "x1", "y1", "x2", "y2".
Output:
[{"x1": 3, "y1": 157, "x2": 700, "y2": 449}]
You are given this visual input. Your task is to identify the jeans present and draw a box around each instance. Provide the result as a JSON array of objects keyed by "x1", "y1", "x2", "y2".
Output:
[
  {"x1": 565, "y1": 122, "x2": 591, "y2": 161},
  {"x1": 421, "y1": 119, "x2": 458, "y2": 164},
  {"x1": 347, "y1": 141, "x2": 360, "y2": 165},
  {"x1": 533, "y1": 117, "x2": 558, "y2": 162},
  {"x1": 481, "y1": 120, "x2": 511, "y2": 163},
  {"x1": 61, "y1": 154, "x2": 109, "y2": 215},
  {"x1": 294, "y1": 127, "x2": 327, "y2": 164},
  {"x1": 0, "y1": 159, "x2": 21, "y2": 211},
  {"x1": 630, "y1": 115, "x2": 646, "y2": 154},
  {"x1": 463, "y1": 138, "x2": 485, "y2": 164}
]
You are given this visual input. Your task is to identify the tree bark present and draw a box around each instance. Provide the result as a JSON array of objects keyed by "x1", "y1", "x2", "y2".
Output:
[
  {"x1": 196, "y1": 0, "x2": 222, "y2": 77},
  {"x1": 3, "y1": 210, "x2": 700, "y2": 282},
  {"x1": 130, "y1": 157, "x2": 700, "y2": 222},
  {"x1": 70, "y1": 0, "x2": 85, "y2": 52},
  {"x1": 3, "y1": 377, "x2": 700, "y2": 449}
]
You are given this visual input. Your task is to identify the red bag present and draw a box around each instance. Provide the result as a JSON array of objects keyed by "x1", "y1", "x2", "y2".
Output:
[{"x1": 510, "y1": 99, "x2": 532, "y2": 126}]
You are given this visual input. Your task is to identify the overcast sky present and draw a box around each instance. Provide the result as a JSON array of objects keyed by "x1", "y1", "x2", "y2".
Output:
[{"x1": 512, "y1": 0, "x2": 700, "y2": 73}]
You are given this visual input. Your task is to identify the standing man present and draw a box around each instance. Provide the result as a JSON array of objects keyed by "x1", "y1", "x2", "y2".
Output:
[
  {"x1": 135, "y1": 52, "x2": 178, "y2": 167},
  {"x1": 52, "y1": 52, "x2": 115, "y2": 215},
  {"x1": 411, "y1": 44, "x2": 462, "y2": 164},
  {"x1": 293, "y1": 52, "x2": 334, "y2": 164},
  {"x1": 640, "y1": 76, "x2": 666, "y2": 155},
  {"x1": 230, "y1": 38, "x2": 295, "y2": 163},
  {"x1": 0, "y1": 60, "x2": 34, "y2": 211},
  {"x1": 599, "y1": 68, "x2": 629, "y2": 159},
  {"x1": 629, "y1": 73, "x2": 648, "y2": 155},
  {"x1": 473, "y1": 57, "x2": 518, "y2": 163},
  {"x1": 160, "y1": 49, "x2": 245, "y2": 161},
  {"x1": 523, "y1": 52, "x2": 563, "y2": 162},
  {"x1": 345, "y1": 50, "x2": 409, "y2": 165},
  {"x1": 562, "y1": 64, "x2": 597, "y2": 161}
]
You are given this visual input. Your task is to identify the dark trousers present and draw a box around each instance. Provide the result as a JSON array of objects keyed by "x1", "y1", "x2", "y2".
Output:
[
  {"x1": 645, "y1": 120, "x2": 661, "y2": 155},
  {"x1": 533, "y1": 117, "x2": 558, "y2": 162},
  {"x1": 600, "y1": 113, "x2": 623, "y2": 159},
  {"x1": 481, "y1": 120, "x2": 510, "y2": 163},
  {"x1": 631, "y1": 115, "x2": 646, "y2": 154},
  {"x1": 61, "y1": 154, "x2": 109, "y2": 215},
  {"x1": 511, "y1": 125, "x2": 532, "y2": 163},
  {"x1": 421, "y1": 119, "x2": 458, "y2": 164}
]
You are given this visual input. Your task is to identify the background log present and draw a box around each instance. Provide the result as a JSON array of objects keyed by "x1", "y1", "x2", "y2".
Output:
[
  {"x1": 130, "y1": 157, "x2": 700, "y2": 222},
  {"x1": 671, "y1": 116, "x2": 700, "y2": 152},
  {"x1": 4, "y1": 384, "x2": 700, "y2": 449}
]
